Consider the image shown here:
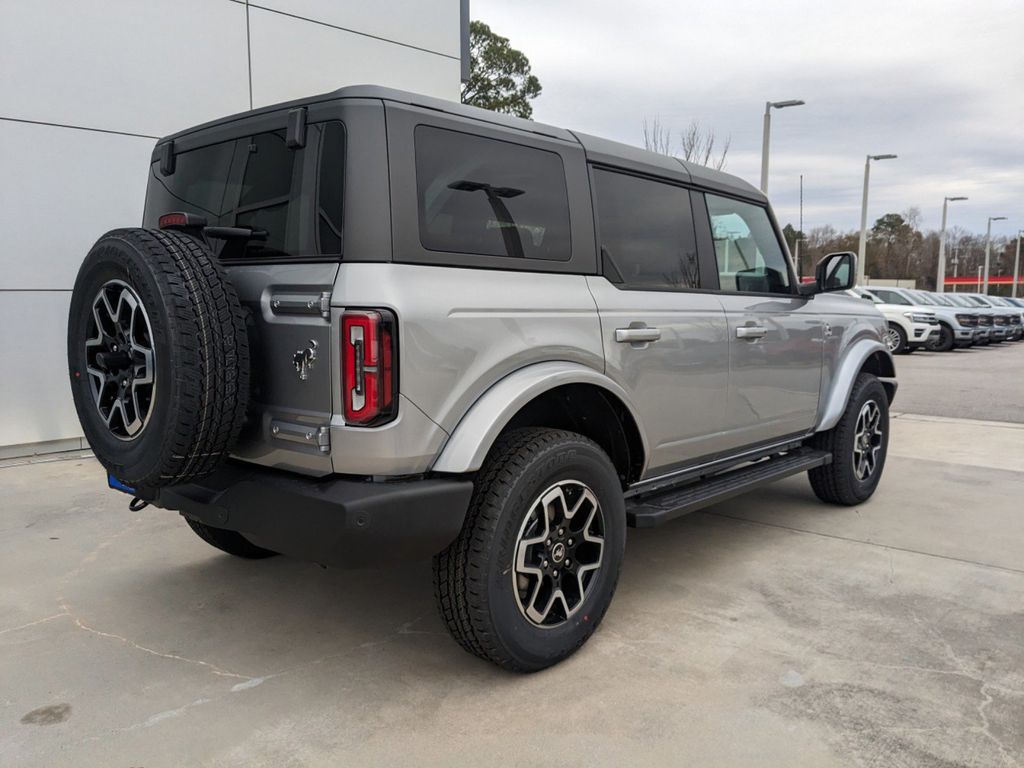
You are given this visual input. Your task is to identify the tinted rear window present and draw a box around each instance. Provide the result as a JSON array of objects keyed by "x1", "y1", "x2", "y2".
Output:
[
  {"x1": 414, "y1": 126, "x2": 571, "y2": 261},
  {"x1": 144, "y1": 122, "x2": 344, "y2": 259}
]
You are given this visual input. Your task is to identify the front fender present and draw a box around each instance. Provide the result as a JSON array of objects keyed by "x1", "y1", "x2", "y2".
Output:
[
  {"x1": 816, "y1": 338, "x2": 896, "y2": 432},
  {"x1": 431, "y1": 361, "x2": 648, "y2": 474}
]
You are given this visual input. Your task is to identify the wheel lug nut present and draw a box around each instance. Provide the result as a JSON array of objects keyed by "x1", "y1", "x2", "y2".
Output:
[
  {"x1": 553, "y1": 570, "x2": 559, "y2": 579},
  {"x1": 565, "y1": 558, "x2": 571, "y2": 566},
  {"x1": 546, "y1": 538, "x2": 552, "y2": 546},
  {"x1": 542, "y1": 560, "x2": 548, "y2": 568},
  {"x1": 558, "y1": 528, "x2": 565, "y2": 536},
  {"x1": 567, "y1": 538, "x2": 573, "y2": 546}
]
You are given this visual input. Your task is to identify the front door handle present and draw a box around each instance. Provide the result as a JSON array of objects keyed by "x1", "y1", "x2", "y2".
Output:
[
  {"x1": 615, "y1": 327, "x2": 662, "y2": 344},
  {"x1": 736, "y1": 325, "x2": 767, "y2": 340}
]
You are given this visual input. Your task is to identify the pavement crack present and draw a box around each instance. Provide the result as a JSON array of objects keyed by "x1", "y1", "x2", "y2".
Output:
[
  {"x1": 974, "y1": 683, "x2": 1021, "y2": 768},
  {"x1": 0, "y1": 611, "x2": 69, "y2": 636},
  {"x1": 60, "y1": 599, "x2": 251, "y2": 681}
]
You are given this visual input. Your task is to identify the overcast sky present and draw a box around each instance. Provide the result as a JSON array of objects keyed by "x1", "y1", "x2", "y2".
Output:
[{"x1": 472, "y1": 0, "x2": 1024, "y2": 237}]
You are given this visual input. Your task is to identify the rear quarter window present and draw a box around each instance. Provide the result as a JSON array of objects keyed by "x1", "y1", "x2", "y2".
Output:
[{"x1": 414, "y1": 126, "x2": 571, "y2": 261}]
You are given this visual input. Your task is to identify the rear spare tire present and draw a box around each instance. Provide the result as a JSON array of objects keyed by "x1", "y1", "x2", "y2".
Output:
[{"x1": 67, "y1": 228, "x2": 249, "y2": 491}]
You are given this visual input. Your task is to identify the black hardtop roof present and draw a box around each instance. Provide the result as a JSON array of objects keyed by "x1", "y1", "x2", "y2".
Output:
[{"x1": 159, "y1": 84, "x2": 763, "y2": 202}]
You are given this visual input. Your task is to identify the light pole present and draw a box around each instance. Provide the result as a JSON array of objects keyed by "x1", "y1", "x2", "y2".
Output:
[
  {"x1": 1013, "y1": 229, "x2": 1023, "y2": 298},
  {"x1": 983, "y1": 216, "x2": 1006, "y2": 293},
  {"x1": 760, "y1": 99, "x2": 805, "y2": 194},
  {"x1": 856, "y1": 154, "x2": 898, "y2": 285},
  {"x1": 936, "y1": 196, "x2": 967, "y2": 292},
  {"x1": 794, "y1": 237, "x2": 808, "y2": 277}
]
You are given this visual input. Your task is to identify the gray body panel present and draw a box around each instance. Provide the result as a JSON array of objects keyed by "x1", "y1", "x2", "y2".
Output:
[
  {"x1": 328, "y1": 263, "x2": 605, "y2": 475},
  {"x1": 715, "y1": 294, "x2": 823, "y2": 448},
  {"x1": 585, "y1": 277, "x2": 730, "y2": 475}
]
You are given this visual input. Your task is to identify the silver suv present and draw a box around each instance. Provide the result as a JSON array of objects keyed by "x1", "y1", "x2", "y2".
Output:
[{"x1": 67, "y1": 86, "x2": 897, "y2": 671}]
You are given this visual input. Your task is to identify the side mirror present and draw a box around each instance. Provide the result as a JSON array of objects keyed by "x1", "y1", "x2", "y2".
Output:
[{"x1": 799, "y1": 251, "x2": 856, "y2": 296}]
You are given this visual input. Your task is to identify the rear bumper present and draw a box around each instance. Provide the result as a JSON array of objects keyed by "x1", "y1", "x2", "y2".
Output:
[{"x1": 154, "y1": 462, "x2": 473, "y2": 568}]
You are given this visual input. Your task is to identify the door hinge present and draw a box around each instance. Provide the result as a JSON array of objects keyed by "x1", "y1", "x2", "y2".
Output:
[
  {"x1": 269, "y1": 291, "x2": 332, "y2": 320},
  {"x1": 270, "y1": 421, "x2": 331, "y2": 453}
]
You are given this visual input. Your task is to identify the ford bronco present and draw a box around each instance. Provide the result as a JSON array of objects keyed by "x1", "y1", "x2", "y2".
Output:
[{"x1": 67, "y1": 86, "x2": 896, "y2": 671}]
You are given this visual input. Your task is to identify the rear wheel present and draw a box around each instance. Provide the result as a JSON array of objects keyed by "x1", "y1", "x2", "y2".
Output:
[
  {"x1": 184, "y1": 518, "x2": 278, "y2": 559},
  {"x1": 433, "y1": 428, "x2": 626, "y2": 672},
  {"x1": 884, "y1": 324, "x2": 908, "y2": 354},
  {"x1": 809, "y1": 374, "x2": 889, "y2": 505}
]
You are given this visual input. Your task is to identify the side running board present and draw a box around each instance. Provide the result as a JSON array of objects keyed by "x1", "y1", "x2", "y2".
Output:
[{"x1": 625, "y1": 448, "x2": 831, "y2": 528}]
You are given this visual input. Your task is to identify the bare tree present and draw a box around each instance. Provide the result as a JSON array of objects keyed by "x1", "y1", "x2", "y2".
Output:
[
  {"x1": 641, "y1": 117, "x2": 730, "y2": 170},
  {"x1": 641, "y1": 117, "x2": 674, "y2": 156},
  {"x1": 679, "y1": 121, "x2": 731, "y2": 170}
]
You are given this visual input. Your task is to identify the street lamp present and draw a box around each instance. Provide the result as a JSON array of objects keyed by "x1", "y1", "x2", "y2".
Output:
[
  {"x1": 760, "y1": 99, "x2": 805, "y2": 194},
  {"x1": 983, "y1": 216, "x2": 1007, "y2": 293},
  {"x1": 936, "y1": 196, "x2": 967, "y2": 292},
  {"x1": 856, "y1": 154, "x2": 898, "y2": 285},
  {"x1": 1013, "y1": 229, "x2": 1023, "y2": 299}
]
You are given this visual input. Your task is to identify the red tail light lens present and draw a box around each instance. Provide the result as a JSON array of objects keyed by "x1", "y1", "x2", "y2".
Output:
[
  {"x1": 341, "y1": 309, "x2": 398, "y2": 426},
  {"x1": 158, "y1": 211, "x2": 208, "y2": 230}
]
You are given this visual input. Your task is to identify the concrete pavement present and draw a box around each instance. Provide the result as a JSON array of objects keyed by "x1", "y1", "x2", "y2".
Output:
[{"x1": 2, "y1": 352, "x2": 1024, "y2": 766}]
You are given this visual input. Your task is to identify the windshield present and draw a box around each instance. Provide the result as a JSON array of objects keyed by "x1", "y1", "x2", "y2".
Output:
[
  {"x1": 869, "y1": 288, "x2": 912, "y2": 306},
  {"x1": 909, "y1": 290, "x2": 936, "y2": 305},
  {"x1": 987, "y1": 296, "x2": 1010, "y2": 306},
  {"x1": 949, "y1": 294, "x2": 977, "y2": 308},
  {"x1": 930, "y1": 293, "x2": 955, "y2": 307}
]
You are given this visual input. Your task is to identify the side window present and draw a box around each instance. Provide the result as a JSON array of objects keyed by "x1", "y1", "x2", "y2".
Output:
[
  {"x1": 592, "y1": 168, "x2": 698, "y2": 290},
  {"x1": 706, "y1": 193, "x2": 792, "y2": 293},
  {"x1": 316, "y1": 121, "x2": 345, "y2": 255},
  {"x1": 414, "y1": 126, "x2": 571, "y2": 261}
]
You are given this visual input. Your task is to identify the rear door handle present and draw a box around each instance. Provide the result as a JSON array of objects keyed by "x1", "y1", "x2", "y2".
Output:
[
  {"x1": 615, "y1": 327, "x2": 662, "y2": 344},
  {"x1": 736, "y1": 325, "x2": 767, "y2": 340}
]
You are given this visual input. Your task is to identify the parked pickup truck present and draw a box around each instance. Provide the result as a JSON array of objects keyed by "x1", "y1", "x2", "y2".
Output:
[{"x1": 67, "y1": 86, "x2": 896, "y2": 671}]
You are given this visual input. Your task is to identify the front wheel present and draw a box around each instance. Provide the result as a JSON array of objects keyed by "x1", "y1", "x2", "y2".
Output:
[
  {"x1": 808, "y1": 374, "x2": 890, "y2": 505},
  {"x1": 926, "y1": 324, "x2": 955, "y2": 352},
  {"x1": 433, "y1": 428, "x2": 626, "y2": 672},
  {"x1": 884, "y1": 324, "x2": 908, "y2": 354}
]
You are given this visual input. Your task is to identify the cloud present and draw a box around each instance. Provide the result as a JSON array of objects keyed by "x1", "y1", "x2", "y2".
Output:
[{"x1": 472, "y1": 0, "x2": 1024, "y2": 234}]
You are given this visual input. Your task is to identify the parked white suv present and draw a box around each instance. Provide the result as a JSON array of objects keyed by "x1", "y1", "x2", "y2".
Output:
[{"x1": 848, "y1": 288, "x2": 938, "y2": 354}]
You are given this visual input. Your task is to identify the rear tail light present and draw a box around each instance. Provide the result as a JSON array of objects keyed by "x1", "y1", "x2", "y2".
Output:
[{"x1": 341, "y1": 309, "x2": 398, "y2": 426}]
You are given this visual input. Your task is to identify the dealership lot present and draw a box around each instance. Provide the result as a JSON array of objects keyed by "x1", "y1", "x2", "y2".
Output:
[{"x1": 2, "y1": 345, "x2": 1023, "y2": 767}]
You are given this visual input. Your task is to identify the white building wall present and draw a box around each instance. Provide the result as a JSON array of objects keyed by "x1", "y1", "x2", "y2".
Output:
[{"x1": 0, "y1": 0, "x2": 463, "y2": 455}]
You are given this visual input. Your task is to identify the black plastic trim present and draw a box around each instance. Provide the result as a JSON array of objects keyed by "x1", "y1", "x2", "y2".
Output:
[
  {"x1": 626, "y1": 447, "x2": 830, "y2": 528},
  {"x1": 154, "y1": 462, "x2": 473, "y2": 568}
]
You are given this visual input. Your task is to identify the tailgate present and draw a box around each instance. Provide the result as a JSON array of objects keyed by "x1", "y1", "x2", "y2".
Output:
[{"x1": 227, "y1": 264, "x2": 339, "y2": 476}]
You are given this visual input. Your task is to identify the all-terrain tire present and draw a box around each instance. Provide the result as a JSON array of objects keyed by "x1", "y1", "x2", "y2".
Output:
[
  {"x1": 184, "y1": 518, "x2": 277, "y2": 559},
  {"x1": 433, "y1": 428, "x2": 626, "y2": 672},
  {"x1": 808, "y1": 374, "x2": 889, "y2": 505},
  {"x1": 67, "y1": 228, "x2": 249, "y2": 491}
]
